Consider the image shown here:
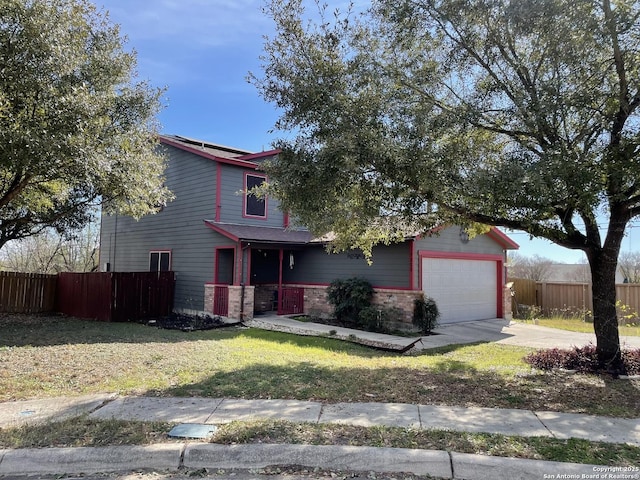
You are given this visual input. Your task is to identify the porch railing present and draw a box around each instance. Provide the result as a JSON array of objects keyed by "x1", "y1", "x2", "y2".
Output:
[
  {"x1": 213, "y1": 285, "x2": 229, "y2": 316},
  {"x1": 278, "y1": 287, "x2": 304, "y2": 315}
]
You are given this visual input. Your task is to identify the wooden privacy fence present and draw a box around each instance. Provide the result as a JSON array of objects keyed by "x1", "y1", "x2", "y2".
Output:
[
  {"x1": 0, "y1": 272, "x2": 57, "y2": 313},
  {"x1": 57, "y1": 271, "x2": 175, "y2": 321},
  {"x1": 511, "y1": 278, "x2": 640, "y2": 319}
]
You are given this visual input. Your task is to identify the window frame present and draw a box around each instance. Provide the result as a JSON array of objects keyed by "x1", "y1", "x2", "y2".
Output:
[
  {"x1": 149, "y1": 250, "x2": 172, "y2": 272},
  {"x1": 243, "y1": 172, "x2": 268, "y2": 219}
]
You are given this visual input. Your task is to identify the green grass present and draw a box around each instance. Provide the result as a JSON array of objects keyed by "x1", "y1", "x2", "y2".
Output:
[
  {"x1": 214, "y1": 420, "x2": 640, "y2": 467},
  {"x1": 0, "y1": 416, "x2": 172, "y2": 448},
  {"x1": 1, "y1": 315, "x2": 639, "y2": 417},
  {"x1": 1, "y1": 417, "x2": 638, "y2": 467},
  {"x1": 523, "y1": 317, "x2": 640, "y2": 337}
]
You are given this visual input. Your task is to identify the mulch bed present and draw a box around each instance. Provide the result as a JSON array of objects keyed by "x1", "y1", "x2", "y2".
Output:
[{"x1": 146, "y1": 313, "x2": 241, "y2": 332}]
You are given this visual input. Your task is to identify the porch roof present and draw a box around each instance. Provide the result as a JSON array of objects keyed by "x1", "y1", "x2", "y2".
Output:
[{"x1": 204, "y1": 221, "x2": 318, "y2": 245}]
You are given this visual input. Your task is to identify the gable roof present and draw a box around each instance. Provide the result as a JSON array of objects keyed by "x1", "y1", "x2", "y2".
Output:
[
  {"x1": 486, "y1": 228, "x2": 519, "y2": 250},
  {"x1": 159, "y1": 135, "x2": 280, "y2": 168},
  {"x1": 205, "y1": 221, "x2": 518, "y2": 251}
]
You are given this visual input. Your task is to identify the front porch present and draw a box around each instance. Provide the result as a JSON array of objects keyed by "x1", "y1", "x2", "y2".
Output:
[
  {"x1": 204, "y1": 283, "x2": 305, "y2": 320},
  {"x1": 204, "y1": 281, "x2": 424, "y2": 326}
]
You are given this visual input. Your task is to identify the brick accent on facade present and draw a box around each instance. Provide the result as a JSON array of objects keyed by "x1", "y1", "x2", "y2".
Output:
[
  {"x1": 203, "y1": 284, "x2": 214, "y2": 315},
  {"x1": 254, "y1": 285, "x2": 278, "y2": 313},
  {"x1": 284, "y1": 284, "x2": 422, "y2": 324},
  {"x1": 203, "y1": 284, "x2": 255, "y2": 320},
  {"x1": 228, "y1": 285, "x2": 254, "y2": 320},
  {"x1": 372, "y1": 289, "x2": 424, "y2": 324},
  {"x1": 503, "y1": 285, "x2": 513, "y2": 321},
  {"x1": 206, "y1": 282, "x2": 508, "y2": 324}
]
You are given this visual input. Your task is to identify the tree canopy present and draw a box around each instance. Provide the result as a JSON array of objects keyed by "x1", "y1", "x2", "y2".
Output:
[
  {"x1": 0, "y1": 0, "x2": 172, "y2": 249},
  {"x1": 253, "y1": 0, "x2": 640, "y2": 372}
]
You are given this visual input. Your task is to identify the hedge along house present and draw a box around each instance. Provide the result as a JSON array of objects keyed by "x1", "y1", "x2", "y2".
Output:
[{"x1": 99, "y1": 135, "x2": 519, "y2": 326}]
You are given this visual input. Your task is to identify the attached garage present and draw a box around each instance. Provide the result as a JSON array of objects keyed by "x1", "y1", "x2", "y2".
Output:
[{"x1": 420, "y1": 252, "x2": 504, "y2": 324}]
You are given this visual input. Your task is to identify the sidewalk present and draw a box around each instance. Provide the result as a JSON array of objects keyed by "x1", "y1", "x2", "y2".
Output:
[
  {"x1": 248, "y1": 315, "x2": 640, "y2": 351},
  {"x1": 1, "y1": 394, "x2": 638, "y2": 478}
]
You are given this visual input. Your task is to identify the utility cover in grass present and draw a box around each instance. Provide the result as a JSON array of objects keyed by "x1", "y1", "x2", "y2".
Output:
[{"x1": 168, "y1": 423, "x2": 217, "y2": 439}]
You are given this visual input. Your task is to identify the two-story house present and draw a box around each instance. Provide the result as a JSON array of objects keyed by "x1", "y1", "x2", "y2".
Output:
[{"x1": 99, "y1": 134, "x2": 519, "y2": 326}]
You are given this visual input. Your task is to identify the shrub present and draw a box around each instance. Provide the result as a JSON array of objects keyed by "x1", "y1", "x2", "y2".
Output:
[
  {"x1": 357, "y1": 306, "x2": 389, "y2": 333},
  {"x1": 326, "y1": 277, "x2": 374, "y2": 326},
  {"x1": 412, "y1": 294, "x2": 440, "y2": 334},
  {"x1": 524, "y1": 345, "x2": 640, "y2": 375},
  {"x1": 623, "y1": 349, "x2": 640, "y2": 375}
]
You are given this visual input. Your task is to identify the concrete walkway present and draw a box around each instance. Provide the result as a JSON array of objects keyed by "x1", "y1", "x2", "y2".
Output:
[
  {"x1": 249, "y1": 315, "x2": 640, "y2": 351},
  {"x1": 0, "y1": 394, "x2": 638, "y2": 478}
]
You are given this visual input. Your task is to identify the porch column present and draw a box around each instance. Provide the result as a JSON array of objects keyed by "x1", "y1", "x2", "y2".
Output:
[{"x1": 228, "y1": 285, "x2": 254, "y2": 321}]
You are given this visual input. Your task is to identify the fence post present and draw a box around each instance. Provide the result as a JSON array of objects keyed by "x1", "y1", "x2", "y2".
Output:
[{"x1": 537, "y1": 282, "x2": 546, "y2": 314}]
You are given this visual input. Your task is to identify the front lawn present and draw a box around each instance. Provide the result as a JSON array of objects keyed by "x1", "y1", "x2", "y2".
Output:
[
  {"x1": 1, "y1": 315, "x2": 638, "y2": 417},
  {"x1": 1, "y1": 417, "x2": 638, "y2": 467},
  {"x1": 519, "y1": 317, "x2": 640, "y2": 336}
]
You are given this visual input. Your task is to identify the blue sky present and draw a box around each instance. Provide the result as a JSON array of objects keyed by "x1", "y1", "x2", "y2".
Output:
[{"x1": 96, "y1": 0, "x2": 637, "y2": 264}]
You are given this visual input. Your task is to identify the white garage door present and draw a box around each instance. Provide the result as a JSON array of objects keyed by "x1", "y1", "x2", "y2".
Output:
[{"x1": 421, "y1": 257, "x2": 497, "y2": 323}]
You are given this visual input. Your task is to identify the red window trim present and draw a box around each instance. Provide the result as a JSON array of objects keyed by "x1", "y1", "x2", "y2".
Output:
[
  {"x1": 214, "y1": 246, "x2": 236, "y2": 285},
  {"x1": 242, "y1": 172, "x2": 268, "y2": 220}
]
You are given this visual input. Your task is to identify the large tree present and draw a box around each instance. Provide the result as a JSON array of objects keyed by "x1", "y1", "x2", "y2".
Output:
[
  {"x1": 0, "y1": 0, "x2": 172, "y2": 249},
  {"x1": 253, "y1": 0, "x2": 640, "y2": 372}
]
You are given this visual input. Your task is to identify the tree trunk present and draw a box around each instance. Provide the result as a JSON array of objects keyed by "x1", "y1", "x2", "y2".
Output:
[{"x1": 588, "y1": 248, "x2": 624, "y2": 374}]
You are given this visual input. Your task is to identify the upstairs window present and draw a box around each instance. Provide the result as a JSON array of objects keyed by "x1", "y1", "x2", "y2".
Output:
[
  {"x1": 244, "y1": 173, "x2": 267, "y2": 218},
  {"x1": 149, "y1": 251, "x2": 171, "y2": 272}
]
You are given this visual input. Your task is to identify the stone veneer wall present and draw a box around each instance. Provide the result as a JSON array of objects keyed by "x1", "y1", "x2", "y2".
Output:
[
  {"x1": 288, "y1": 284, "x2": 422, "y2": 325},
  {"x1": 204, "y1": 284, "x2": 255, "y2": 321},
  {"x1": 372, "y1": 288, "x2": 424, "y2": 325},
  {"x1": 205, "y1": 282, "x2": 509, "y2": 324},
  {"x1": 254, "y1": 285, "x2": 278, "y2": 313},
  {"x1": 503, "y1": 285, "x2": 513, "y2": 321}
]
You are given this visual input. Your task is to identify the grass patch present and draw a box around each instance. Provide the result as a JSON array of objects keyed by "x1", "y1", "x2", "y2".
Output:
[
  {"x1": 2, "y1": 415, "x2": 636, "y2": 467},
  {"x1": 519, "y1": 317, "x2": 640, "y2": 337},
  {"x1": 1, "y1": 315, "x2": 639, "y2": 417},
  {"x1": 214, "y1": 420, "x2": 640, "y2": 466},
  {"x1": 0, "y1": 416, "x2": 172, "y2": 448}
]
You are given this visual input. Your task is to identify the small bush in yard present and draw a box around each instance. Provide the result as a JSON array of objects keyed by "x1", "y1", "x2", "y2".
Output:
[
  {"x1": 413, "y1": 295, "x2": 440, "y2": 334},
  {"x1": 625, "y1": 349, "x2": 640, "y2": 375},
  {"x1": 357, "y1": 306, "x2": 390, "y2": 333},
  {"x1": 525, "y1": 345, "x2": 640, "y2": 375},
  {"x1": 326, "y1": 277, "x2": 374, "y2": 326}
]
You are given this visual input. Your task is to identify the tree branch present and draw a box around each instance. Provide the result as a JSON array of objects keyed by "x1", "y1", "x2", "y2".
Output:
[{"x1": 0, "y1": 172, "x2": 33, "y2": 209}]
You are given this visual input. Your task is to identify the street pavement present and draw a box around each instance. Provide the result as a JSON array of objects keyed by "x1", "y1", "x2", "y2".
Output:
[{"x1": 1, "y1": 319, "x2": 639, "y2": 479}]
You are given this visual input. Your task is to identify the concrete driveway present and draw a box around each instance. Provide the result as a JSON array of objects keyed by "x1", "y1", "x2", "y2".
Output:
[{"x1": 422, "y1": 318, "x2": 640, "y2": 350}]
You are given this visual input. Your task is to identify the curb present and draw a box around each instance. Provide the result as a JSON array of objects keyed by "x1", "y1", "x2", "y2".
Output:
[{"x1": 0, "y1": 443, "x2": 607, "y2": 479}]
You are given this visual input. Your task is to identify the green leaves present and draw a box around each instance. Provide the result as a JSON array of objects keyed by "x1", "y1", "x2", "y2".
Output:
[
  {"x1": 254, "y1": 0, "x2": 640, "y2": 253},
  {"x1": 0, "y1": 0, "x2": 172, "y2": 247}
]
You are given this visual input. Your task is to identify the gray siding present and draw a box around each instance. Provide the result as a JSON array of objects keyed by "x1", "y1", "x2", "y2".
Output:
[
  {"x1": 283, "y1": 242, "x2": 411, "y2": 288},
  {"x1": 218, "y1": 164, "x2": 286, "y2": 227},
  {"x1": 100, "y1": 145, "x2": 235, "y2": 311},
  {"x1": 412, "y1": 227, "x2": 506, "y2": 290}
]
